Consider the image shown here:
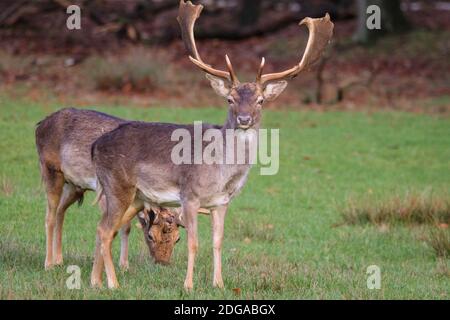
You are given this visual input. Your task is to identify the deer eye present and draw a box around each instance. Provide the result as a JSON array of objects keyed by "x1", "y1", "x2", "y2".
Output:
[
  {"x1": 147, "y1": 232, "x2": 154, "y2": 242},
  {"x1": 227, "y1": 98, "x2": 234, "y2": 105},
  {"x1": 176, "y1": 236, "x2": 181, "y2": 243},
  {"x1": 257, "y1": 97, "x2": 264, "y2": 105}
]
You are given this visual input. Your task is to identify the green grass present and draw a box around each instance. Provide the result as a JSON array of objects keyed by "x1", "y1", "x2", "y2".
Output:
[{"x1": 0, "y1": 95, "x2": 449, "y2": 299}]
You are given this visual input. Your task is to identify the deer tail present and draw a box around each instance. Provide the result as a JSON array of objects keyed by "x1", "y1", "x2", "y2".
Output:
[{"x1": 92, "y1": 179, "x2": 103, "y2": 205}]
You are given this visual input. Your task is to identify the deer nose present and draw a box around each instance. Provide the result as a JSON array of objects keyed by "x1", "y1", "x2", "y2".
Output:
[{"x1": 237, "y1": 115, "x2": 252, "y2": 126}]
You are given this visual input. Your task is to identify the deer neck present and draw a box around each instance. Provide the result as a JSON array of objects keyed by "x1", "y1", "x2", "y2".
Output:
[{"x1": 219, "y1": 109, "x2": 260, "y2": 170}]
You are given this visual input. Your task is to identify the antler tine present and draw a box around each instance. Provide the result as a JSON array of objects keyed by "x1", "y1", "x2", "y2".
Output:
[
  {"x1": 259, "y1": 13, "x2": 334, "y2": 85},
  {"x1": 188, "y1": 56, "x2": 230, "y2": 80},
  {"x1": 178, "y1": 0, "x2": 237, "y2": 84},
  {"x1": 256, "y1": 57, "x2": 265, "y2": 83},
  {"x1": 225, "y1": 54, "x2": 239, "y2": 85},
  {"x1": 177, "y1": 0, "x2": 202, "y2": 61}
]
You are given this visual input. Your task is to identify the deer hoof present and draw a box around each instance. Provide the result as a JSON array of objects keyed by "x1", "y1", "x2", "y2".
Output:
[
  {"x1": 119, "y1": 261, "x2": 129, "y2": 271},
  {"x1": 44, "y1": 260, "x2": 54, "y2": 270},
  {"x1": 107, "y1": 279, "x2": 120, "y2": 289},
  {"x1": 90, "y1": 277, "x2": 103, "y2": 289},
  {"x1": 213, "y1": 279, "x2": 224, "y2": 289},
  {"x1": 184, "y1": 280, "x2": 194, "y2": 292}
]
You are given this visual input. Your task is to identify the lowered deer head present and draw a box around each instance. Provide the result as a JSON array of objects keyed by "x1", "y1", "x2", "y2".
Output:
[
  {"x1": 137, "y1": 207, "x2": 180, "y2": 265},
  {"x1": 178, "y1": 0, "x2": 334, "y2": 130},
  {"x1": 137, "y1": 206, "x2": 211, "y2": 264}
]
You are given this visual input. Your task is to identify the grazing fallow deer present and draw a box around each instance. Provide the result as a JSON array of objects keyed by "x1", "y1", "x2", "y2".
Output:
[
  {"x1": 90, "y1": 0, "x2": 333, "y2": 289},
  {"x1": 35, "y1": 108, "x2": 181, "y2": 268}
]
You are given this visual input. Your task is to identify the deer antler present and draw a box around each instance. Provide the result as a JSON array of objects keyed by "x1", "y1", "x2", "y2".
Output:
[
  {"x1": 177, "y1": 0, "x2": 239, "y2": 85},
  {"x1": 257, "y1": 13, "x2": 334, "y2": 85}
]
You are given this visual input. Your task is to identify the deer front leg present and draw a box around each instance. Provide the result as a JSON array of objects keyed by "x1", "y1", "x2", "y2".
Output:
[
  {"x1": 93, "y1": 213, "x2": 123, "y2": 289},
  {"x1": 183, "y1": 200, "x2": 200, "y2": 291},
  {"x1": 119, "y1": 222, "x2": 132, "y2": 270},
  {"x1": 99, "y1": 223, "x2": 120, "y2": 289},
  {"x1": 211, "y1": 205, "x2": 227, "y2": 288},
  {"x1": 104, "y1": 205, "x2": 140, "y2": 288}
]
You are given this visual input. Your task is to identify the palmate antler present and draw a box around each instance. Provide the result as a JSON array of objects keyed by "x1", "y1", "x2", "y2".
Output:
[
  {"x1": 178, "y1": 0, "x2": 334, "y2": 87},
  {"x1": 177, "y1": 0, "x2": 239, "y2": 85},
  {"x1": 256, "y1": 14, "x2": 334, "y2": 85}
]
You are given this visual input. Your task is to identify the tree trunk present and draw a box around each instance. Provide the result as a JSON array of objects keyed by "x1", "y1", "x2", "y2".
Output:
[{"x1": 353, "y1": 0, "x2": 410, "y2": 44}]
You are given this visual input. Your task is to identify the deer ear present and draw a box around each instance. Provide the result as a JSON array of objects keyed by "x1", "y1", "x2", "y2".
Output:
[
  {"x1": 137, "y1": 211, "x2": 149, "y2": 228},
  {"x1": 148, "y1": 208, "x2": 160, "y2": 225},
  {"x1": 206, "y1": 74, "x2": 232, "y2": 98},
  {"x1": 262, "y1": 81, "x2": 288, "y2": 101},
  {"x1": 171, "y1": 208, "x2": 185, "y2": 228}
]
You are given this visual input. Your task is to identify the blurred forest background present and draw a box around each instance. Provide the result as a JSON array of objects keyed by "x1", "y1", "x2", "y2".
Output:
[{"x1": 0, "y1": 0, "x2": 449, "y2": 112}]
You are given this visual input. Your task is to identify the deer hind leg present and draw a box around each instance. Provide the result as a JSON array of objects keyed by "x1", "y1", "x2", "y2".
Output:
[
  {"x1": 92, "y1": 212, "x2": 123, "y2": 289},
  {"x1": 91, "y1": 195, "x2": 106, "y2": 288},
  {"x1": 53, "y1": 184, "x2": 84, "y2": 265},
  {"x1": 182, "y1": 200, "x2": 200, "y2": 291},
  {"x1": 91, "y1": 188, "x2": 137, "y2": 289},
  {"x1": 41, "y1": 164, "x2": 65, "y2": 269},
  {"x1": 210, "y1": 205, "x2": 228, "y2": 288},
  {"x1": 98, "y1": 218, "x2": 121, "y2": 289},
  {"x1": 119, "y1": 222, "x2": 132, "y2": 271}
]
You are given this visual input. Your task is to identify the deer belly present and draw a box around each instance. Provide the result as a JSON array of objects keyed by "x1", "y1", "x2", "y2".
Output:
[
  {"x1": 61, "y1": 146, "x2": 97, "y2": 190},
  {"x1": 137, "y1": 187, "x2": 181, "y2": 207},
  {"x1": 61, "y1": 165, "x2": 97, "y2": 190},
  {"x1": 202, "y1": 193, "x2": 230, "y2": 208}
]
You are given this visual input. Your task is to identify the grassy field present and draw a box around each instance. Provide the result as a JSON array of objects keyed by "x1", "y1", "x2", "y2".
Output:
[{"x1": 0, "y1": 95, "x2": 449, "y2": 299}]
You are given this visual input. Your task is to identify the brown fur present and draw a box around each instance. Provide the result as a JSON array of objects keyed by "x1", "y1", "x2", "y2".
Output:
[
  {"x1": 35, "y1": 108, "x2": 181, "y2": 268},
  {"x1": 89, "y1": 79, "x2": 285, "y2": 289}
]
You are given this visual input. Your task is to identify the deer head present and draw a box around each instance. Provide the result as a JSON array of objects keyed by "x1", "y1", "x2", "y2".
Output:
[
  {"x1": 137, "y1": 207, "x2": 180, "y2": 265},
  {"x1": 178, "y1": 0, "x2": 334, "y2": 129}
]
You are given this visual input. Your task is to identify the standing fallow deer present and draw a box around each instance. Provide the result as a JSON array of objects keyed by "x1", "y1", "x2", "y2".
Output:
[
  {"x1": 35, "y1": 108, "x2": 182, "y2": 268},
  {"x1": 90, "y1": 0, "x2": 333, "y2": 290}
]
